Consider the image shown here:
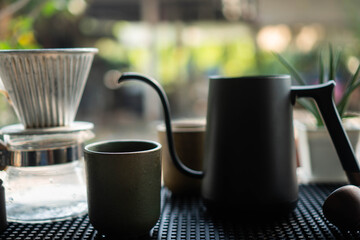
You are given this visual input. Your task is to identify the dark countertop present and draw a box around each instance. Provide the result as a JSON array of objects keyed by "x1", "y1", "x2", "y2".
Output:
[{"x1": 0, "y1": 184, "x2": 357, "y2": 239}]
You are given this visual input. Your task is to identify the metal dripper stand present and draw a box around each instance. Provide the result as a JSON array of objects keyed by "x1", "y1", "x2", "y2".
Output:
[{"x1": 0, "y1": 48, "x2": 98, "y2": 223}]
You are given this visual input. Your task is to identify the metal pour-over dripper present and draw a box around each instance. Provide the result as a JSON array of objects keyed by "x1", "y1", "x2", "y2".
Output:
[
  {"x1": 0, "y1": 48, "x2": 98, "y2": 128},
  {"x1": 0, "y1": 48, "x2": 98, "y2": 223}
]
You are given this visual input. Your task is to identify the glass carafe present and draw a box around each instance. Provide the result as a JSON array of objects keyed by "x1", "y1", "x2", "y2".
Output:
[{"x1": 0, "y1": 122, "x2": 94, "y2": 223}]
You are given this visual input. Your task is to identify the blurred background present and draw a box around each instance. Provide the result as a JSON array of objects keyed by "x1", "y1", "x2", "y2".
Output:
[{"x1": 1, "y1": 0, "x2": 360, "y2": 141}]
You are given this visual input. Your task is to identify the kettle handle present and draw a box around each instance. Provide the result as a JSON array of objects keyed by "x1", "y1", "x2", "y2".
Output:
[
  {"x1": 118, "y1": 72, "x2": 204, "y2": 179},
  {"x1": 291, "y1": 81, "x2": 360, "y2": 185}
]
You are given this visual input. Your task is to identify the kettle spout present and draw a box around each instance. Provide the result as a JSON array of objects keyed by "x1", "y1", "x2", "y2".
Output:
[{"x1": 118, "y1": 72, "x2": 204, "y2": 178}]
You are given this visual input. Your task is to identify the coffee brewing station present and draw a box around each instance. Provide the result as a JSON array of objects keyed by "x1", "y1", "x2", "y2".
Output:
[{"x1": 0, "y1": 48, "x2": 98, "y2": 223}]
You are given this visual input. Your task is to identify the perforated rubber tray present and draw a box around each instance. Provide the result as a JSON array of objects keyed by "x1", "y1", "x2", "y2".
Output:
[{"x1": 0, "y1": 184, "x2": 359, "y2": 239}]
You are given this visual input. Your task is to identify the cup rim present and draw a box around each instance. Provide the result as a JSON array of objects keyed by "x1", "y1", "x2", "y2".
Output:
[
  {"x1": 0, "y1": 48, "x2": 99, "y2": 55},
  {"x1": 84, "y1": 139, "x2": 161, "y2": 155},
  {"x1": 209, "y1": 74, "x2": 290, "y2": 80},
  {"x1": 157, "y1": 119, "x2": 206, "y2": 133}
]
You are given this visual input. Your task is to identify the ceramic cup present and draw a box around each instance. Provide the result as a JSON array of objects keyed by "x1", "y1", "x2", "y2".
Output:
[
  {"x1": 157, "y1": 119, "x2": 205, "y2": 195},
  {"x1": 84, "y1": 140, "x2": 162, "y2": 238}
]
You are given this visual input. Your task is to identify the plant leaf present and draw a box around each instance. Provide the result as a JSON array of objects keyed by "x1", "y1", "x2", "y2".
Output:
[
  {"x1": 337, "y1": 100, "x2": 347, "y2": 117},
  {"x1": 345, "y1": 67, "x2": 360, "y2": 95},
  {"x1": 334, "y1": 48, "x2": 342, "y2": 75},
  {"x1": 337, "y1": 63, "x2": 360, "y2": 116},
  {"x1": 273, "y1": 52, "x2": 307, "y2": 85},
  {"x1": 329, "y1": 44, "x2": 335, "y2": 81},
  {"x1": 342, "y1": 112, "x2": 360, "y2": 119},
  {"x1": 348, "y1": 63, "x2": 360, "y2": 90},
  {"x1": 328, "y1": 44, "x2": 342, "y2": 81}
]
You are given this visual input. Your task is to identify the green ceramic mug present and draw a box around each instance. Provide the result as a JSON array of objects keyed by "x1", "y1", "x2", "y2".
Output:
[{"x1": 84, "y1": 140, "x2": 162, "y2": 238}]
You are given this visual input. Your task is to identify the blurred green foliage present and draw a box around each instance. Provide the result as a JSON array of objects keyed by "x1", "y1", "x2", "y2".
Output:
[
  {"x1": 0, "y1": 0, "x2": 74, "y2": 126},
  {"x1": 0, "y1": 0, "x2": 73, "y2": 49},
  {"x1": 93, "y1": 22, "x2": 289, "y2": 88},
  {"x1": 2, "y1": 1, "x2": 360, "y2": 122},
  {"x1": 0, "y1": 16, "x2": 39, "y2": 49}
]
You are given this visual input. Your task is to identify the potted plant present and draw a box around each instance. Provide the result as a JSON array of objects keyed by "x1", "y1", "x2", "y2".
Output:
[{"x1": 275, "y1": 45, "x2": 360, "y2": 183}]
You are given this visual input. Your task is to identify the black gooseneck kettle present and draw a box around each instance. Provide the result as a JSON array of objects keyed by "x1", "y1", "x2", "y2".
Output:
[{"x1": 118, "y1": 73, "x2": 360, "y2": 217}]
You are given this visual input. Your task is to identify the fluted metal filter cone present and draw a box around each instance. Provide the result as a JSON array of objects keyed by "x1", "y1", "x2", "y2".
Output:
[{"x1": 0, "y1": 48, "x2": 98, "y2": 128}]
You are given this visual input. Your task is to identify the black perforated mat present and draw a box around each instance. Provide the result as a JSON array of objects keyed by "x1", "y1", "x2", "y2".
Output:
[{"x1": 0, "y1": 184, "x2": 359, "y2": 239}]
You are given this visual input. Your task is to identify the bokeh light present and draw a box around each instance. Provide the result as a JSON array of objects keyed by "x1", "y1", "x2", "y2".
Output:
[
  {"x1": 296, "y1": 25, "x2": 323, "y2": 52},
  {"x1": 256, "y1": 24, "x2": 291, "y2": 52}
]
